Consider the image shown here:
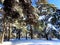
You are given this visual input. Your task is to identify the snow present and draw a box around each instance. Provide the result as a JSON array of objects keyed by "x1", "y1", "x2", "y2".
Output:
[
  {"x1": 0, "y1": 4, "x2": 4, "y2": 9},
  {"x1": 48, "y1": 16, "x2": 53, "y2": 22},
  {"x1": 47, "y1": 23, "x2": 60, "y2": 32},
  {"x1": 0, "y1": 14, "x2": 3, "y2": 19},
  {"x1": 47, "y1": 23, "x2": 57, "y2": 30},
  {"x1": 38, "y1": 15, "x2": 46, "y2": 21},
  {"x1": 0, "y1": 38, "x2": 60, "y2": 45}
]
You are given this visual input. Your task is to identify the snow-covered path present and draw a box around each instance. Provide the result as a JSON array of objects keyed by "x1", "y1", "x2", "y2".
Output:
[{"x1": 0, "y1": 38, "x2": 60, "y2": 45}]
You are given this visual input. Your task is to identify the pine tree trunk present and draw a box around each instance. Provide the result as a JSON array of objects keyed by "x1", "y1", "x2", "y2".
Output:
[
  {"x1": 1, "y1": 18, "x2": 5, "y2": 43},
  {"x1": 1, "y1": 31, "x2": 5, "y2": 43},
  {"x1": 7, "y1": 22, "x2": 11, "y2": 41},
  {"x1": 16, "y1": 29, "x2": 21, "y2": 40},
  {"x1": 30, "y1": 25, "x2": 33, "y2": 39},
  {"x1": 18, "y1": 30, "x2": 21, "y2": 40},
  {"x1": 26, "y1": 32, "x2": 27, "y2": 40}
]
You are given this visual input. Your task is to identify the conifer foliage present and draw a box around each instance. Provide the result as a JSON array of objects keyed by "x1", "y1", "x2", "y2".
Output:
[{"x1": 3, "y1": 0, "x2": 20, "y2": 19}]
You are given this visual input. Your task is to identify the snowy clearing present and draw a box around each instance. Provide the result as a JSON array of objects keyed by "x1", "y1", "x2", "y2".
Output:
[{"x1": 0, "y1": 38, "x2": 60, "y2": 45}]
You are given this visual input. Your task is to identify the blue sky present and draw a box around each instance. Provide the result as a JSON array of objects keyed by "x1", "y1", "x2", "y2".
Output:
[
  {"x1": 32, "y1": 0, "x2": 60, "y2": 9},
  {"x1": 0, "y1": 0, "x2": 60, "y2": 9},
  {"x1": 48, "y1": 0, "x2": 60, "y2": 9},
  {"x1": 32, "y1": 0, "x2": 37, "y2": 7}
]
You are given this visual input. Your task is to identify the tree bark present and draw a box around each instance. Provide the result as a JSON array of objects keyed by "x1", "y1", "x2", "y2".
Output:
[
  {"x1": 1, "y1": 17, "x2": 5, "y2": 43},
  {"x1": 16, "y1": 29, "x2": 21, "y2": 40},
  {"x1": 18, "y1": 30, "x2": 21, "y2": 40},
  {"x1": 30, "y1": 25, "x2": 33, "y2": 39},
  {"x1": 26, "y1": 32, "x2": 27, "y2": 40},
  {"x1": 7, "y1": 22, "x2": 11, "y2": 41}
]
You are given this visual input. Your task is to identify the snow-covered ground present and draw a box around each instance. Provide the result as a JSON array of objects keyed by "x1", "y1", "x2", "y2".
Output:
[{"x1": 0, "y1": 38, "x2": 60, "y2": 45}]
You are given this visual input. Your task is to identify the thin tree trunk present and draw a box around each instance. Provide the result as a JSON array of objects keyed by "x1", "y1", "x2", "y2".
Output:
[
  {"x1": 7, "y1": 22, "x2": 11, "y2": 41},
  {"x1": 26, "y1": 32, "x2": 27, "y2": 40},
  {"x1": 1, "y1": 30, "x2": 5, "y2": 43},
  {"x1": 18, "y1": 30, "x2": 21, "y2": 40},
  {"x1": 30, "y1": 25, "x2": 33, "y2": 39},
  {"x1": 5, "y1": 23, "x2": 7, "y2": 41},
  {"x1": 6, "y1": 25, "x2": 8, "y2": 41},
  {"x1": 1, "y1": 18, "x2": 5, "y2": 43},
  {"x1": 16, "y1": 29, "x2": 21, "y2": 40}
]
